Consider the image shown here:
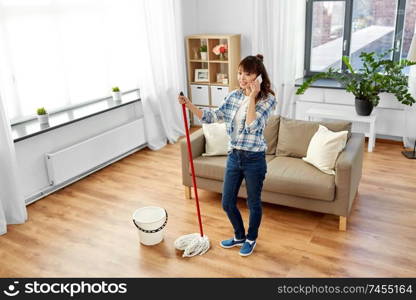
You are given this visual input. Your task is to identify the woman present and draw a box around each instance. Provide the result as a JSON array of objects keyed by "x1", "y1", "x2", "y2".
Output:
[{"x1": 178, "y1": 54, "x2": 276, "y2": 256}]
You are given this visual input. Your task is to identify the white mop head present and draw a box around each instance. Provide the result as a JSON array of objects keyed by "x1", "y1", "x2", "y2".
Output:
[{"x1": 174, "y1": 233, "x2": 210, "y2": 257}]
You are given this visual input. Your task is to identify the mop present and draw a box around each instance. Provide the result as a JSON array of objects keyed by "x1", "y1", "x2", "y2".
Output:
[{"x1": 174, "y1": 92, "x2": 210, "y2": 257}]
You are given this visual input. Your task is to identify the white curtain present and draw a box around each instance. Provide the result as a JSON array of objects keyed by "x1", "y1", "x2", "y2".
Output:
[
  {"x1": 0, "y1": 94, "x2": 27, "y2": 235},
  {"x1": 136, "y1": 0, "x2": 187, "y2": 150},
  {"x1": 252, "y1": 0, "x2": 306, "y2": 118},
  {"x1": 0, "y1": 0, "x2": 186, "y2": 149},
  {"x1": 404, "y1": 32, "x2": 416, "y2": 149}
]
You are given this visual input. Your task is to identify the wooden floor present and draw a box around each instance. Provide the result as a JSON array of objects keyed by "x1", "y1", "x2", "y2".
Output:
[{"x1": 1, "y1": 128, "x2": 416, "y2": 277}]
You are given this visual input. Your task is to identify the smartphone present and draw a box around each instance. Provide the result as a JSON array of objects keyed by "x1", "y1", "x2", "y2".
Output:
[{"x1": 255, "y1": 74, "x2": 263, "y2": 84}]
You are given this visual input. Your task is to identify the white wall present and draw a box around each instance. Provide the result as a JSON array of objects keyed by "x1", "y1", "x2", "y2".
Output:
[
  {"x1": 181, "y1": 0, "x2": 254, "y2": 57},
  {"x1": 180, "y1": 0, "x2": 198, "y2": 37}
]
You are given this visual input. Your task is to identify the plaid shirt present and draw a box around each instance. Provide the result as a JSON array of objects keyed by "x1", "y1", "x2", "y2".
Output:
[{"x1": 201, "y1": 89, "x2": 277, "y2": 152}]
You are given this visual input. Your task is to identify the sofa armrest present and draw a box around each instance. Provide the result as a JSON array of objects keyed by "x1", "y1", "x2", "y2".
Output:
[
  {"x1": 181, "y1": 128, "x2": 205, "y2": 186},
  {"x1": 334, "y1": 133, "x2": 365, "y2": 216}
]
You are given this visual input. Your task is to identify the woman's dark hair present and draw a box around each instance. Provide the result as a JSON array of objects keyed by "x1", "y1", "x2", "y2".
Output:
[{"x1": 238, "y1": 54, "x2": 275, "y2": 102}]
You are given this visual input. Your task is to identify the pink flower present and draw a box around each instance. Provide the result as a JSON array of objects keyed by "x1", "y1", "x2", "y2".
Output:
[{"x1": 212, "y1": 44, "x2": 228, "y2": 55}]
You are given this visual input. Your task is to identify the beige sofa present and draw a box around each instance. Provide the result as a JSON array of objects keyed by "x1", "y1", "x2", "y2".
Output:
[{"x1": 180, "y1": 116, "x2": 364, "y2": 231}]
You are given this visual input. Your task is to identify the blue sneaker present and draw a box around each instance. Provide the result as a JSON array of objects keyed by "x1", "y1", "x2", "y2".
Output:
[
  {"x1": 220, "y1": 237, "x2": 246, "y2": 249},
  {"x1": 239, "y1": 240, "x2": 256, "y2": 256}
]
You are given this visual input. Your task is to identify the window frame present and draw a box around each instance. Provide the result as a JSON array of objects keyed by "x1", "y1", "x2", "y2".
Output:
[{"x1": 304, "y1": 0, "x2": 409, "y2": 77}]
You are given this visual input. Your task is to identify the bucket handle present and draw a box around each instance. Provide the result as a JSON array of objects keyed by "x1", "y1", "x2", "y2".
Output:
[{"x1": 132, "y1": 209, "x2": 168, "y2": 233}]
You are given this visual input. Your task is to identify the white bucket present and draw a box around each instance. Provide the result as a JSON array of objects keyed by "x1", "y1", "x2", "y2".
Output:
[{"x1": 132, "y1": 206, "x2": 168, "y2": 246}]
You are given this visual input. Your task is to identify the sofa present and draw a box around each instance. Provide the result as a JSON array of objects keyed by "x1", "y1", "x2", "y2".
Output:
[{"x1": 180, "y1": 116, "x2": 365, "y2": 231}]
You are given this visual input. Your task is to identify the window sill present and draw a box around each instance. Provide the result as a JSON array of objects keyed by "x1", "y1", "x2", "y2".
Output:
[
  {"x1": 12, "y1": 90, "x2": 141, "y2": 143},
  {"x1": 295, "y1": 77, "x2": 345, "y2": 90}
]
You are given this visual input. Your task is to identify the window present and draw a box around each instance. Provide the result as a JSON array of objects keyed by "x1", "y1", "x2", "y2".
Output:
[
  {"x1": 305, "y1": 0, "x2": 416, "y2": 75},
  {"x1": 402, "y1": 0, "x2": 416, "y2": 60},
  {"x1": 310, "y1": 1, "x2": 346, "y2": 71},
  {"x1": 0, "y1": 0, "x2": 144, "y2": 124}
]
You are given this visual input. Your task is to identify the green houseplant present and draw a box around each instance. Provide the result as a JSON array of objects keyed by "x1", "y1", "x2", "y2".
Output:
[
  {"x1": 112, "y1": 86, "x2": 122, "y2": 102},
  {"x1": 36, "y1": 107, "x2": 49, "y2": 124},
  {"x1": 199, "y1": 44, "x2": 208, "y2": 61},
  {"x1": 296, "y1": 49, "x2": 416, "y2": 116}
]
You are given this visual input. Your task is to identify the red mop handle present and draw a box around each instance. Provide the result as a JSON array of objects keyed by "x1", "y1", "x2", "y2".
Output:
[{"x1": 181, "y1": 102, "x2": 204, "y2": 237}]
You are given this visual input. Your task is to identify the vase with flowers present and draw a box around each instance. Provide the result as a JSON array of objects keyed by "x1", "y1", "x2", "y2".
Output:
[{"x1": 213, "y1": 44, "x2": 228, "y2": 60}]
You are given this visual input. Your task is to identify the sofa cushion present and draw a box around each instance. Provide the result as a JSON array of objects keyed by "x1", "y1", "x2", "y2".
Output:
[
  {"x1": 276, "y1": 117, "x2": 351, "y2": 158},
  {"x1": 263, "y1": 157, "x2": 335, "y2": 201},
  {"x1": 264, "y1": 115, "x2": 280, "y2": 155},
  {"x1": 190, "y1": 155, "x2": 276, "y2": 181},
  {"x1": 303, "y1": 125, "x2": 348, "y2": 175},
  {"x1": 201, "y1": 122, "x2": 229, "y2": 156}
]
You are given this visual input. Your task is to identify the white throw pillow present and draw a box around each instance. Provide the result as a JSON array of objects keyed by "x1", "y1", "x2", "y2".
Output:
[
  {"x1": 202, "y1": 122, "x2": 229, "y2": 156},
  {"x1": 302, "y1": 124, "x2": 348, "y2": 175}
]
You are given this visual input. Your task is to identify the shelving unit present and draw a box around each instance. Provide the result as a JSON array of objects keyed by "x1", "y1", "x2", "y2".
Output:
[{"x1": 185, "y1": 34, "x2": 241, "y2": 125}]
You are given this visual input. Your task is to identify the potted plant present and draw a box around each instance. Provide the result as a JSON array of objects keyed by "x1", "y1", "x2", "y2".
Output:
[
  {"x1": 199, "y1": 44, "x2": 207, "y2": 61},
  {"x1": 112, "y1": 86, "x2": 122, "y2": 101},
  {"x1": 296, "y1": 49, "x2": 416, "y2": 116},
  {"x1": 37, "y1": 107, "x2": 49, "y2": 124}
]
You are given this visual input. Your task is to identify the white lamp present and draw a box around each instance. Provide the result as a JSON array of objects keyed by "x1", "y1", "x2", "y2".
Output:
[{"x1": 402, "y1": 33, "x2": 416, "y2": 159}]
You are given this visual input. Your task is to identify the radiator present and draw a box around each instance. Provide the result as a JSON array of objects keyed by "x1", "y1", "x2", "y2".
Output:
[{"x1": 45, "y1": 118, "x2": 145, "y2": 185}]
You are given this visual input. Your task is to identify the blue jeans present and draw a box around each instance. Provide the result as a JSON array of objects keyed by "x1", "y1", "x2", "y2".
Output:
[{"x1": 222, "y1": 149, "x2": 267, "y2": 241}]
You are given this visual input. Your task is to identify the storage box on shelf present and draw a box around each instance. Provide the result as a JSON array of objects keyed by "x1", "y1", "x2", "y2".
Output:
[{"x1": 185, "y1": 34, "x2": 241, "y2": 125}]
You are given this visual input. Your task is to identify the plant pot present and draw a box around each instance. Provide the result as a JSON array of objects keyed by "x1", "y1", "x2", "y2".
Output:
[
  {"x1": 200, "y1": 52, "x2": 207, "y2": 61},
  {"x1": 112, "y1": 91, "x2": 122, "y2": 102},
  {"x1": 37, "y1": 113, "x2": 49, "y2": 125},
  {"x1": 355, "y1": 98, "x2": 373, "y2": 116}
]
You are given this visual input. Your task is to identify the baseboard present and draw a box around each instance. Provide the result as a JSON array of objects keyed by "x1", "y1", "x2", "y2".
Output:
[{"x1": 366, "y1": 136, "x2": 403, "y2": 145}]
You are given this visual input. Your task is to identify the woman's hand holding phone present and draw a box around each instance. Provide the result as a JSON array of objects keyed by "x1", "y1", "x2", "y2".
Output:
[
  {"x1": 248, "y1": 74, "x2": 261, "y2": 98},
  {"x1": 256, "y1": 74, "x2": 262, "y2": 85}
]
